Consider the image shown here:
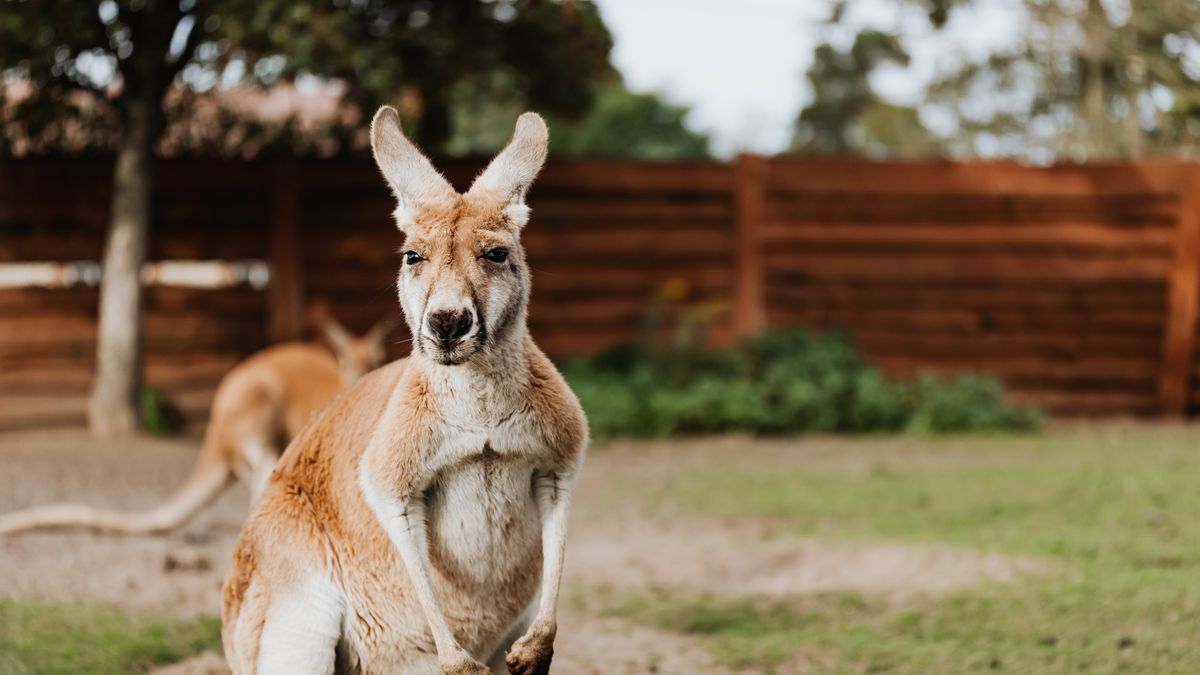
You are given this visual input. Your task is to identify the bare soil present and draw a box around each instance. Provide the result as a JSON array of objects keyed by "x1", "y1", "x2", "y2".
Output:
[{"x1": 0, "y1": 429, "x2": 1041, "y2": 674}]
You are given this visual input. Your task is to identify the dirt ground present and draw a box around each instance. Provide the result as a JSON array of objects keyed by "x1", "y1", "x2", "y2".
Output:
[{"x1": 0, "y1": 429, "x2": 1041, "y2": 674}]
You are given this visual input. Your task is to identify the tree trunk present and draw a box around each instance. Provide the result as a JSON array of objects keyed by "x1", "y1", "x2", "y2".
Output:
[
  {"x1": 1082, "y1": 0, "x2": 1110, "y2": 159},
  {"x1": 87, "y1": 0, "x2": 188, "y2": 436},
  {"x1": 88, "y1": 69, "x2": 158, "y2": 435}
]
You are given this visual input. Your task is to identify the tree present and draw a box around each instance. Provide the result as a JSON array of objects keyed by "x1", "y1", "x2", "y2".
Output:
[
  {"x1": 226, "y1": 0, "x2": 613, "y2": 153},
  {"x1": 2, "y1": 1, "x2": 204, "y2": 435},
  {"x1": 444, "y1": 78, "x2": 709, "y2": 160},
  {"x1": 549, "y1": 81, "x2": 710, "y2": 159},
  {"x1": 791, "y1": 29, "x2": 934, "y2": 157},
  {"x1": 0, "y1": 0, "x2": 614, "y2": 435},
  {"x1": 915, "y1": 0, "x2": 1200, "y2": 161}
]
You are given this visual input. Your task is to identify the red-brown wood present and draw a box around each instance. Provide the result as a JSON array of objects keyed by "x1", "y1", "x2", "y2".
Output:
[
  {"x1": 268, "y1": 161, "x2": 304, "y2": 343},
  {"x1": 733, "y1": 154, "x2": 768, "y2": 338},
  {"x1": 1158, "y1": 167, "x2": 1200, "y2": 415}
]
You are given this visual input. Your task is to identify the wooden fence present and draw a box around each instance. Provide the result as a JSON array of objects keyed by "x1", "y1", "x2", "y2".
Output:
[
  {"x1": 1, "y1": 155, "x2": 1199, "y2": 425},
  {"x1": 735, "y1": 159, "x2": 1200, "y2": 417}
]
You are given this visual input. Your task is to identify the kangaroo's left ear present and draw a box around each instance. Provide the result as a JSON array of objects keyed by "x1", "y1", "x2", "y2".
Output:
[{"x1": 467, "y1": 112, "x2": 548, "y2": 228}]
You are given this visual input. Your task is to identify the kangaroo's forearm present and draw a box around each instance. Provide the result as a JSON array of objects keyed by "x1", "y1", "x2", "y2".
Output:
[
  {"x1": 532, "y1": 470, "x2": 575, "y2": 628},
  {"x1": 393, "y1": 499, "x2": 462, "y2": 655}
]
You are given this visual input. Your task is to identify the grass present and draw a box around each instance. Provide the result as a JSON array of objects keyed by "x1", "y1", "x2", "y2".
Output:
[
  {"x1": 0, "y1": 600, "x2": 221, "y2": 675},
  {"x1": 592, "y1": 425, "x2": 1200, "y2": 673}
]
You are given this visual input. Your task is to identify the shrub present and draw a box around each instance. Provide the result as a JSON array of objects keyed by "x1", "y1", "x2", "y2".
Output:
[
  {"x1": 140, "y1": 386, "x2": 185, "y2": 436},
  {"x1": 560, "y1": 329, "x2": 1042, "y2": 439}
]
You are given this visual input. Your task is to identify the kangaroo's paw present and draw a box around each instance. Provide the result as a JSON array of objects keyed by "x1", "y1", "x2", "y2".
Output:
[
  {"x1": 441, "y1": 650, "x2": 492, "y2": 675},
  {"x1": 505, "y1": 623, "x2": 555, "y2": 675}
]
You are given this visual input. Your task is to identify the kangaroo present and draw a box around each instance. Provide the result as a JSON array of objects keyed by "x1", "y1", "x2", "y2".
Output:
[
  {"x1": 221, "y1": 109, "x2": 587, "y2": 675},
  {"x1": 0, "y1": 317, "x2": 393, "y2": 536}
]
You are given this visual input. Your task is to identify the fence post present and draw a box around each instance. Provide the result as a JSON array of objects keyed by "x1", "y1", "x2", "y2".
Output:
[
  {"x1": 267, "y1": 160, "x2": 304, "y2": 343},
  {"x1": 1159, "y1": 165, "x2": 1200, "y2": 416},
  {"x1": 733, "y1": 154, "x2": 768, "y2": 338}
]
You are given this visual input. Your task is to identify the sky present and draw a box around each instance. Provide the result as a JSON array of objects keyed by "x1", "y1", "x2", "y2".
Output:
[{"x1": 592, "y1": 0, "x2": 1024, "y2": 157}]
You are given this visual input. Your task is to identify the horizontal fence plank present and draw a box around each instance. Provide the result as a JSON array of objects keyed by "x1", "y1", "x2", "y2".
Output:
[
  {"x1": 760, "y1": 223, "x2": 1176, "y2": 251},
  {"x1": 765, "y1": 252, "x2": 1171, "y2": 283},
  {"x1": 764, "y1": 193, "x2": 1179, "y2": 225},
  {"x1": 765, "y1": 159, "x2": 1189, "y2": 196}
]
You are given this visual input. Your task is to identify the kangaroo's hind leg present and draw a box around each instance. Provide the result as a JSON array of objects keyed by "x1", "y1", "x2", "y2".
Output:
[
  {"x1": 225, "y1": 572, "x2": 343, "y2": 675},
  {"x1": 243, "y1": 440, "x2": 279, "y2": 504},
  {"x1": 229, "y1": 422, "x2": 280, "y2": 505}
]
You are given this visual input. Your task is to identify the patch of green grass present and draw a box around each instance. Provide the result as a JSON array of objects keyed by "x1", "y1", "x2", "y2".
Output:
[
  {"x1": 664, "y1": 429, "x2": 1200, "y2": 564},
  {"x1": 0, "y1": 599, "x2": 221, "y2": 675},
  {"x1": 606, "y1": 427, "x2": 1200, "y2": 673},
  {"x1": 585, "y1": 588, "x2": 878, "y2": 672},
  {"x1": 590, "y1": 577, "x2": 1200, "y2": 674}
]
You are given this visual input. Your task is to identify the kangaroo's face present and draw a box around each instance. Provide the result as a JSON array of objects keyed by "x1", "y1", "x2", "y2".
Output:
[
  {"x1": 371, "y1": 107, "x2": 546, "y2": 366},
  {"x1": 396, "y1": 198, "x2": 530, "y2": 365}
]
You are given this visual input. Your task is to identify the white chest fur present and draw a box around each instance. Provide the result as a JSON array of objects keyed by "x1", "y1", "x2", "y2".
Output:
[
  {"x1": 425, "y1": 446, "x2": 542, "y2": 588},
  {"x1": 358, "y1": 393, "x2": 551, "y2": 578}
]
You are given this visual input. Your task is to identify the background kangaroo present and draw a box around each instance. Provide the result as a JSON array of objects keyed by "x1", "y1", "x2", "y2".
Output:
[
  {"x1": 0, "y1": 317, "x2": 392, "y2": 536},
  {"x1": 221, "y1": 108, "x2": 587, "y2": 675}
]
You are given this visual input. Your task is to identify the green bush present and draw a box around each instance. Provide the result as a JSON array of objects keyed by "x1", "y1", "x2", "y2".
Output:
[
  {"x1": 561, "y1": 329, "x2": 1042, "y2": 439},
  {"x1": 140, "y1": 386, "x2": 184, "y2": 436}
]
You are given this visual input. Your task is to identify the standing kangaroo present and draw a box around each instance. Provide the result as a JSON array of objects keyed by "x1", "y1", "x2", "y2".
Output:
[
  {"x1": 0, "y1": 317, "x2": 392, "y2": 536},
  {"x1": 221, "y1": 109, "x2": 587, "y2": 675}
]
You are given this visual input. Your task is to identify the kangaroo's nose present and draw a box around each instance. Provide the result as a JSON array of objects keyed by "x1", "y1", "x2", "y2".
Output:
[{"x1": 427, "y1": 310, "x2": 473, "y2": 342}]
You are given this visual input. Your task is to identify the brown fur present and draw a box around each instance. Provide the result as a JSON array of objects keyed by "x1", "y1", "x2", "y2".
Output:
[{"x1": 221, "y1": 109, "x2": 587, "y2": 675}]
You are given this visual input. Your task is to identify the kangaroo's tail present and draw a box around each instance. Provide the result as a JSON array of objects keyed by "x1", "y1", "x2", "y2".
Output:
[{"x1": 0, "y1": 459, "x2": 231, "y2": 536}]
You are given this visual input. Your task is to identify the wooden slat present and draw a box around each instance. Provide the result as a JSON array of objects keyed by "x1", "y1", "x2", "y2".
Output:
[
  {"x1": 765, "y1": 159, "x2": 1188, "y2": 196},
  {"x1": 765, "y1": 193, "x2": 1179, "y2": 226},
  {"x1": 1159, "y1": 168, "x2": 1200, "y2": 415},
  {"x1": 765, "y1": 281, "x2": 1168, "y2": 312},
  {"x1": 765, "y1": 251, "x2": 1170, "y2": 283},
  {"x1": 268, "y1": 161, "x2": 304, "y2": 342},
  {"x1": 760, "y1": 223, "x2": 1175, "y2": 251},
  {"x1": 733, "y1": 155, "x2": 768, "y2": 337}
]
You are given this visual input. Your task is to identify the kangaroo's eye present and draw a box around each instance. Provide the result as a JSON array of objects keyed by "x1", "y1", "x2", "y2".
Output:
[
  {"x1": 404, "y1": 251, "x2": 424, "y2": 266},
  {"x1": 482, "y1": 247, "x2": 509, "y2": 263}
]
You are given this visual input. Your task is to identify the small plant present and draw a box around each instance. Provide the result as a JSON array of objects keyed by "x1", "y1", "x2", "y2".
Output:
[
  {"x1": 561, "y1": 328, "x2": 1042, "y2": 439},
  {"x1": 901, "y1": 373, "x2": 1044, "y2": 434},
  {"x1": 140, "y1": 386, "x2": 184, "y2": 436}
]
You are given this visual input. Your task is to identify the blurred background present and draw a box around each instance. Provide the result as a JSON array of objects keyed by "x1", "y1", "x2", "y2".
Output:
[{"x1": 5, "y1": 1, "x2": 1200, "y2": 673}]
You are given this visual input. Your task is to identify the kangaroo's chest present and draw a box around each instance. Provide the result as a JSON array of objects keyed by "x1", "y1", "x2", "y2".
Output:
[
  {"x1": 425, "y1": 444, "x2": 542, "y2": 586},
  {"x1": 342, "y1": 443, "x2": 544, "y2": 671}
]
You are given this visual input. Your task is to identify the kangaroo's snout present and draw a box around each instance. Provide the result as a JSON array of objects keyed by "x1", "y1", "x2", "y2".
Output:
[{"x1": 426, "y1": 309, "x2": 473, "y2": 343}]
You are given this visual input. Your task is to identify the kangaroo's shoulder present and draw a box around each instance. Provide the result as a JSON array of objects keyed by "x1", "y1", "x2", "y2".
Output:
[{"x1": 522, "y1": 340, "x2": 588, "y2": 462}]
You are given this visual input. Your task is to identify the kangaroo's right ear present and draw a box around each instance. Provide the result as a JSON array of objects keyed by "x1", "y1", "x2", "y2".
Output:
[
  {"x1": 322, "y1": 317, "x2": 354, "y2": 353},
  {"x1": 370, "y1": 106, "x2": 456, "y2": 231}
]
